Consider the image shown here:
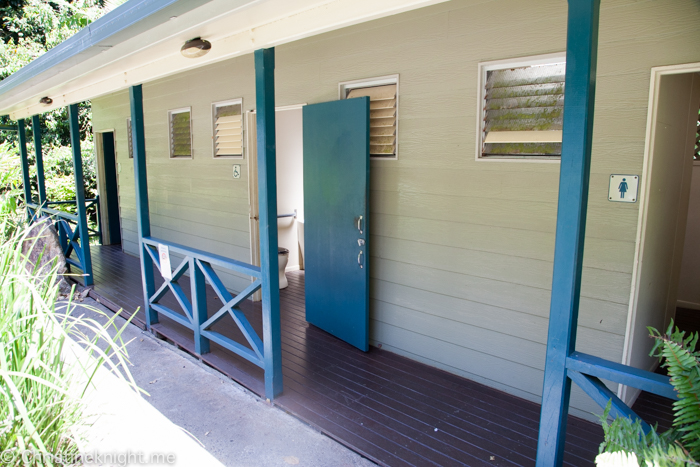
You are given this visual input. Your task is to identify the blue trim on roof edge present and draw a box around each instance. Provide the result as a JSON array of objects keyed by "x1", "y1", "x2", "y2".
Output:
[{"x1": 0, "y1": 0, "x2": 213, "y2": 101}]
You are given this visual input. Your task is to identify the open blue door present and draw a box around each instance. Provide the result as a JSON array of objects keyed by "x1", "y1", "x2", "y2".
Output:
[{"x1": 303, "y1": 97, "x2": 370, "y2": 351}]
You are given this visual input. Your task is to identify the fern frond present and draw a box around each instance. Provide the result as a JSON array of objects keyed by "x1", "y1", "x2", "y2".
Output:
[{"x1": 649, "y1": 322, "x2": 700, "y2": 459}]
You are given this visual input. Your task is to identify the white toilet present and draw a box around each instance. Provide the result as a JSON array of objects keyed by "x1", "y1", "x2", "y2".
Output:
[{"x1": 278, "y1": 247, "x2": 289, "y2": 289}]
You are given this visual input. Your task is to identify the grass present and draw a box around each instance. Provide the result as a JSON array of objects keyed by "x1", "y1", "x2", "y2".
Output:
[{"x1": 0, "y1": 196, "x2": 137, "y2": 466}]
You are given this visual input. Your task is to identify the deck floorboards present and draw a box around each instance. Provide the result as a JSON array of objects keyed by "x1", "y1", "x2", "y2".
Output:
[{"x1": 83, "y1": 245, "x2": 613, "y2": 466}]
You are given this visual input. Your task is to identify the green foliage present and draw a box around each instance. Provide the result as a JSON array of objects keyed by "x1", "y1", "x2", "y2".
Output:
[
  {"x1": 0, "y1": 1, "x2": 120, "y2": 148},
  {"x1": 0, "y1": 140, "x2": 99, "y2": 229},
  {"x1": 599, "y1": 403, "x2": 675, "y2": 458},
  {"x1": 0, "y1": 205, "x2": 137, "y2": 465},
  {"x1": 650, "y1": 323, "x2": 700, "y2": 458},
  {"x1": 598, "y1": 321, "x2": 700, "y2": 466},
  {"x1": 1, "y1": 0, "x2": 105, "y2": 76},
  {"x1": 598, "y1": 403, "x2": 693, "y2": 466},
  {"x1": 0, "y1": 141, "x2": 24, "y2": 238},
  {"x1": 0, "y1": 0, "x2": 110, "y2": 241}
]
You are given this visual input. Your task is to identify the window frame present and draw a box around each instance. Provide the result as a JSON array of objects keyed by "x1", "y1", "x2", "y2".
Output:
[
  {"x1": 168, "y1": 107, "x2": 193, "y2": 160},
  {"x1": 211, "y1": 98, "x2": 244, "y2": 159},
  {"x1": 475, "y1": 53, "x2": 566, "y2": 164},
  {"x1": 339, "y1": 74, "x2": 399, "y2": 161}
]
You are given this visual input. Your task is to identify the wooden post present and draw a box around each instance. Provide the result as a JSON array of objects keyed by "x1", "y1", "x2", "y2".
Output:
[
  {"x1": 190, "y1": 258, "x2": 210, "y2": 355},
  {"x1": 32, "y1": 115, "x2": 47, "y2": 205},
  {"x1": 130, "y1": 84, "x2": 158, "y2": 327},
  {"x1": 536, "y1": 1, "x2": 600, "y2": 465},
  {"x1": 68, "y1": 104, "x2": 94, "y2": 286},
  {"x1": 17, "y1": 119, "x2": 33, "y2": 219},
  {"x1": 255, "y1": 47, "x2": 283, "y2": 400}
]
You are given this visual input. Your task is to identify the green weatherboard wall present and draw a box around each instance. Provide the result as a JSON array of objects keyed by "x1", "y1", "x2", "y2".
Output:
[{"x1": 91, "y1": 0, "x2": 700, "y2": 420}]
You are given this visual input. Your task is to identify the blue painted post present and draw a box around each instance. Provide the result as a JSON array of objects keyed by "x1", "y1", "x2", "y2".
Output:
[
  {"x1": 68, "y1": 104, "x2": 94, "y2": 286},
  {"x1": 536, "y1": 1, "x2": 600, "y2": 466},
  {"x1": 130, "y1": 85, "x2": 158, "y2": 327},
  {"x1": 32, "y1": 115, "x2": 47, "y2": 205},
  {"x1": 17, "y1": 119, "x2": 33, "y2": 219},
  {"x1": 255, "y1": 47, "x2": 283, "y2": 400},
  {"x1": 190, "y1": 258, "x2": 210, "y2": 355}
]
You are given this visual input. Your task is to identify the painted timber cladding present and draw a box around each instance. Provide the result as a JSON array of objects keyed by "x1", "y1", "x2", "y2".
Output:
[{"x1": 91, "y1": 0, "x2": 700, "y2": 418}]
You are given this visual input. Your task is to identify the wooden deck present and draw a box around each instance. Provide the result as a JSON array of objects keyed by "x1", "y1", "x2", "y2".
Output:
[{"x1": 83, "y1": 244, "x2": 612, "y2": 466}]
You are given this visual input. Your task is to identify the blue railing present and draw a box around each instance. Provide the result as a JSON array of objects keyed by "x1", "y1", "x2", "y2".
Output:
[
  {"x1": 26, "y1": 199, "x2": 99, "y2": 276},
  {"x1": 44, "y1": 198, "x2": 102, "y2": 243},
  {"x1": 566, "y1": 352, "x2": 677, "y2": 434},
  {"x1": 141, "y1": 236, "x2": 265, "y2": 368},
  {"x1": 27, "y1": 198, "x2": 102, "y2": 241}
]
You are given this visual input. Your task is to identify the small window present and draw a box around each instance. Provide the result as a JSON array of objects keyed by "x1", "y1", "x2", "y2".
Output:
[
  {"x1": 212, "y1": 99, "x2": 243, "y2": 158},
  {"x1": 168, "y1": 108, "x2": 192, "y2": 158},
  {"x1": 478, "y1": 55, "x2": 565, "y2": 160},
  {"x1": 126, "y1": 118, "x2": 133, "y2": 159},
  {"x1": 340, "y1": 75, "x2": 398, "y2": 159}
]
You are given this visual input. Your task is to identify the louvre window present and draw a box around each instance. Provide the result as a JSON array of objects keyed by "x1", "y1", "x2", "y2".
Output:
[
  {"x1": 213, "y1": 100, "x2": 243, "y2": 158},
  {"x1": 480, "y1": 59, "x2": 565, "y2": 159},
  {"x1": 346, "y1": 84, "x2": 397, "y2": 157},
  {"x1": 126, "y1": 118, "x2": 133, "y2": 159},
  {"x1": 169, "y1": 108, "x2": 192, "y2": 158},
  {"x1": 340, "y1": 76, "x2": 399, "y2": 159}
]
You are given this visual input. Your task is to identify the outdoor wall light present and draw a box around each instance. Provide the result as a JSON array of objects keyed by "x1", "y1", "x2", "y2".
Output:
[
  {"x1": 180, "y1": 37, "x2": 211, "y2": 58},
  {"x1": 39, "y1": 96, "x2": 53, "y2": 106}
]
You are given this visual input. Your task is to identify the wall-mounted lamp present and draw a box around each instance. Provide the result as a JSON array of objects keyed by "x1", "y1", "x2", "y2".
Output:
[
  {"x1": 180, "y1": 37, "x2": 211, "y2": 58},
  {"x1": 39, "y1": 96, "x2": 53, "y2": 106}
]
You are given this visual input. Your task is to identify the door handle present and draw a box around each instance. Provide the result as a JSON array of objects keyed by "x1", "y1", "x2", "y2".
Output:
[
  {"x1": 358, "y1": 250, "x2": 364, "y2": 268},
  {"x1": 357, "y1": 215, "x2": 363, "y2": 235}
]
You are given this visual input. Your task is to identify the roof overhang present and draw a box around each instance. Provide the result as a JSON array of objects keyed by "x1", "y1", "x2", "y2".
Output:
[{"x1": 0, "y1": 0, "x2": 449, "y2": 120}]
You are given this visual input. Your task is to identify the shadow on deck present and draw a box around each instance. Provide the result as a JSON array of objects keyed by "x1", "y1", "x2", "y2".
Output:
[{"x1": 83, "y1": 245, "x2": 612, "y2": 467}]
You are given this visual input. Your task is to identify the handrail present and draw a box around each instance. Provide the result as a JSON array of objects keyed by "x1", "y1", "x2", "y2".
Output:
[
  {"x1": 567, "y1": 351, "x2": 677, "y2": 400},
  {"x1": 561, "y1": 350, "x2": 678, "y2": 436},
  {"x1": 142, "y1": 236, "x2": 265, "y2": 369},
  {"x1": 29, "y1": 197, "x2": 102, "y2": 240},
  {"x1": 46, "y1": 198, "x2": 98, "y2": 206},
  {"x1": 27, "y1": 202, "x2": 79, "y2": 222},
  {"x1": 26, "y1": 201, "x2": 90, "y2": 276},
  {"x1": 142, "y1": 236, "x2": 262, "y2": 279}
]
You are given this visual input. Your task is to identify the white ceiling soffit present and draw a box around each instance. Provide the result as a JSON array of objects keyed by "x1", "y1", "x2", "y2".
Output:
[{"x1": 2, "y1": 0, "x2": 449, "y2": 120}]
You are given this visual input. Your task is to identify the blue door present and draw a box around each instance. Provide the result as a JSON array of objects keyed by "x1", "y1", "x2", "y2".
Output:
[{"x1": 303, "y1": 97, "x2": 370, "y2": 351}]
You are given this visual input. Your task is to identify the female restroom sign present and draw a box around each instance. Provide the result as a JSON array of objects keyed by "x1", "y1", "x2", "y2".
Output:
[{"x1": 608, "y1": 174, "x2": 639, "y2": 203}]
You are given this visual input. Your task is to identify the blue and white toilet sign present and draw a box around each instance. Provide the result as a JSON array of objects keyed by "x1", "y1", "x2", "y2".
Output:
[{"x1": 608, "y1": 174, "x2": 639, "y2": 203}]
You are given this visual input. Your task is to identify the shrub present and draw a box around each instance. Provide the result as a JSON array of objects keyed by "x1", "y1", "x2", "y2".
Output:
[
  {"x1": 0, "y1": 214, "x2": 136, "y2": 465},
  {"x1": 597, "y1": 322, "x2": 700, "y2": 466}
]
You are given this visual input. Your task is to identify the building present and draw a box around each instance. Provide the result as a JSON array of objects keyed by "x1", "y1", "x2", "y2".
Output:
[{"x1": 2, "y1": 0, "x2": 698, "y2": 464}]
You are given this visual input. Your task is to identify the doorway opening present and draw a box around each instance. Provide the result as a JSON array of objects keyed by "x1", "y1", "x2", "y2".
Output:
[
  {"x1": 622, "y1": 68, "x2": 700, "y2": 404},
  {"x1": 246, "y1": 98, "x2": 372, "y2": 351},
  {"x1": 95, "y1": 131, "x2": 122, "y2": 246},
  {"x1": 275, "y1": 106, "x2": 305, "y2": 276},
  {"x1": 246, "y1": 106, "x2": 305, "y2": 300}
]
